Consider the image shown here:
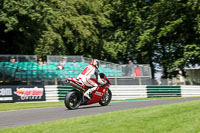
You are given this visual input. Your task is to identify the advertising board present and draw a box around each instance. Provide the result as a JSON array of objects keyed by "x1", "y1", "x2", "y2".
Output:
[
  {"x1": 0, "y1": 86, "x2": 45, "y2": 103},
  {"x1": 0, "y1": 87, "x2": 14, "y2": 103}
]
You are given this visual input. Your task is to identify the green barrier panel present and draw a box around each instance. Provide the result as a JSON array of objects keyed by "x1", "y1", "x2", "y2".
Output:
[
  {"x1": 147, "y1": 85, "x2": 181, "y2": 98},
  {"x1": 57, "y1": 85, "x2": 77, "y2": 101}
]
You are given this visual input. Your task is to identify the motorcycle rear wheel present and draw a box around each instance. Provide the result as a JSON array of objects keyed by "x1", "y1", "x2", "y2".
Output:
[
  {"x1": 65, "y1": 91, "x2": 82, "y2": 110},
  {"x1": 99, "y1": 89, "x2": 112, "y2": 106}
]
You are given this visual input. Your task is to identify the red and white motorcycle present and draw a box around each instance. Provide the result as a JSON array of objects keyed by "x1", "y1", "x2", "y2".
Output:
[{"x1": 65, "y1": 74, "x2": 112, "y2": 110}]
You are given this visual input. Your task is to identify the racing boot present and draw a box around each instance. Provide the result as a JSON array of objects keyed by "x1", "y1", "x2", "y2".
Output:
[{"x1": 84, "y1": 89, "x2": 92, "y2": 99}]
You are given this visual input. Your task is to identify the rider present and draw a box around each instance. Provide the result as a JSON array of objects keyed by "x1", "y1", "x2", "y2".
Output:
[{"x1": 77, "y1": 59, "x2": 105, "y2": 99}]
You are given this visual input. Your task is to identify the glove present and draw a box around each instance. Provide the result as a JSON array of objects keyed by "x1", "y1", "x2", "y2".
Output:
[{"x1": 99, "y1": 83, "x2": 108, "y2": 87}]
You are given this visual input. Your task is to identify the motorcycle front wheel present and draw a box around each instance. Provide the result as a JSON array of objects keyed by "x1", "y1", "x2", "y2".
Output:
[
  {"x1": 64, "y1": 91, "x2": 82, "y2": 110},
  {"x1": 99, "y1": 88, "x2": 112, "y2": 106}
]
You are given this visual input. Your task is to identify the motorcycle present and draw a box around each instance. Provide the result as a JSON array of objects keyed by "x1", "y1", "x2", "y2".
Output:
[{"x1": 65, "y1": 74, "x2": 112, "y2": 110}]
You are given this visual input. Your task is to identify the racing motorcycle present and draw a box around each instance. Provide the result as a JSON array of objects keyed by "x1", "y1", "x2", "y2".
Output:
[{"x1": 65, "y1": 74, "x2": 112, "y2": 110}]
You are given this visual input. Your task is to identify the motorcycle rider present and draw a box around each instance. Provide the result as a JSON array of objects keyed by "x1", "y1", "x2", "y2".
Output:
[{"x1": 77, "y1": 59, "x2": 105, "y2": 99}]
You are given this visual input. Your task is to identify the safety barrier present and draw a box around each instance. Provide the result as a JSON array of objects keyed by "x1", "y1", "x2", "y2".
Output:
[
  {"x1": 181, "y1": 85, "x2": 200, "y2": 97},
  {"x1": 1, "y1": 85, "x2": 199, "y2": 103},
  {"x1": 147, "y1": 85, "x2": 181, "y2": 98},
  {"x1": 44, "y1": 85, "x2": 147, "y2": 101},
  {"x1": 45, "y1": 85, "x2": 76, "y2": 102},
  {"x1": 44, "y1": 85, "x2": 200, "y2": 102},
  {"x1": 110, "y1": 85, "x2": 147, "y2": 100},
  {"x1": 45, "y1": 85, "x2": 59, "y2": 102},
  {"x1": 57, "y1": 86, "x2": 75, "y2": 101}
]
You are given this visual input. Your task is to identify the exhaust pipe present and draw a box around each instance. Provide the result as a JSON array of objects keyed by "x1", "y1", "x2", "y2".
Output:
[{"x1": 68, "y1": 81, "x2": 85, "y2": 91}]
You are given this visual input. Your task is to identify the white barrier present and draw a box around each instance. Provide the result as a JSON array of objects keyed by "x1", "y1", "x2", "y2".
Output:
[
  {"x1": 181, "y1": 85, "x2": 200, "y2": 97},
  {"x1": 110, "y1": 85, "x2": 147, "y2": 100},
  {"x1": 44, "y1": 85, "x2": 200, "y2": 102},
  {"x1": 45, "y1": 85, "x2": 59, "y2": 102},
  {"x1": 44, "y1": 85, "x2": 148, "y2": 101}
]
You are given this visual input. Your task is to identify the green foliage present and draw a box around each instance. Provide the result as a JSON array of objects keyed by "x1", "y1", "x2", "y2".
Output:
[
  {"x1": 0, "y1": 0, "x2": 199, "y2": 77},
  {"x1": 137, "y1": 0, "x2": 200, "y2": 77},
  {"x1": 0, "y1": 0, "x2": 112, "y2": 58}
]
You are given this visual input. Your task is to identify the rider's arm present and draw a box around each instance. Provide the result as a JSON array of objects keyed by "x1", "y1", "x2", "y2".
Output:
[
  {"x1": 97, "y1": 75, "x2": 106, "y2": 85},
  {"x1": 94, "y1": 68, "x2": 105, "y2": 85},
  {"x1": 95, "y1": 68, "x2": 99, "y2": 81}
]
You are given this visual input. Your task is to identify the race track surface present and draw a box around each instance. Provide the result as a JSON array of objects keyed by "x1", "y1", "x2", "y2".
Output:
[{"x1": 0, "y1": 98, "x2": 200, "y2": 129}]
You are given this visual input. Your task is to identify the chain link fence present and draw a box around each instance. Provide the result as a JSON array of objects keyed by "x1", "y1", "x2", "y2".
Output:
[
  {"x1": 0, "y1": 55, "x2": 37, "y2": 62},
  {"x1": 46, "y1": 55, "x2": 152, "y2": 77},
  {"x1": 0, "y1": 55, "x2": 156, "y2": 85}
]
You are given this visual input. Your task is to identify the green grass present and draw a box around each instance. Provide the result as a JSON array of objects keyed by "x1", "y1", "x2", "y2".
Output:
[
  {"x1": 0, "y1": 102, "x2": 64, "y2": 111},
  {"x1": 0, "y1": 100, "x2": 200, "y2": 133}
]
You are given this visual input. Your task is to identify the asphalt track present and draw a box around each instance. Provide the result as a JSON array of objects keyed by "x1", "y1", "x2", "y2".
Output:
[{"x1": 0, "y1": 97, "x2": 200, "y2": 129}]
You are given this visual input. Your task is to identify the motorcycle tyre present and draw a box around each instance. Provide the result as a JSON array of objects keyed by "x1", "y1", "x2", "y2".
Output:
[
  {"x1": 65, "y1": 91, "x2": 82, "y2": 110},
  {"x1": 99, "y1": 89, "x2": 112, "y2": 106}
]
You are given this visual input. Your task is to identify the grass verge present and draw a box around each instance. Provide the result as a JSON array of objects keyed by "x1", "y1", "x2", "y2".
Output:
[
  {"x1": 0, "y1": 102, "x2": 64, "y2": 111},
  {"x1": 0, "y1": 100, "x2": 200, "y2": 133}
]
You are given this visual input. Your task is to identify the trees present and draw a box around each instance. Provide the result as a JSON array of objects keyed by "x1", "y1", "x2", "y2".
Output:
[
  {"x1": 101, "y1": 0, "x2": 146, "y2": 63},
  {"x1": 0, "y1": 0, "x2": 41, "y2": 54},
  {"x1": 0, "y1": 0, "x2": 199, "y2": 78},
  {"x1": 0, "y1": 0, "x2": 112, "y2": 58},
  {"x1": 137, "y1": 0, "x2": 200, "y2": 78}
]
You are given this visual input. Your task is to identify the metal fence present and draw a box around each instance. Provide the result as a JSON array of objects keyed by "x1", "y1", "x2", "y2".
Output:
[
  {"x1": 0, "y1": 55, "x2": 37, "y2": 62},
  {"x1": 0, "y1": 55, "x2": 38, "y2": 83},
  {"x1": 0, "y1": 55, "x2": 153, "y2": 85},
  {"x1": 47, "y1": 55, "x2": 84, "y2": 62},
  {"x1": 46, "y1": 55, "x2": 151, "y2": 78},
  {"x1": 0, "y1": 54, "x2": 199, "y2": 85}
]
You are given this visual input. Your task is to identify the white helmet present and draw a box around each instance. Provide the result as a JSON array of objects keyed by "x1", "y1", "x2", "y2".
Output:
[{"x1": 90, "y1": 59, "x2": 100, "y2": 68}]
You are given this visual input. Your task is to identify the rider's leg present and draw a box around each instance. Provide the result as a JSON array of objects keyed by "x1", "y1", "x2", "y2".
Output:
[
  {"x1": 83, "y1": 79, "x2": 98, "y2": 99},
  {"x1": 84, "y1": 86, "x2": 97, "y2": 99},
  {"x1": 84, "y1": 89, "x2": 92, "y2": 99}
]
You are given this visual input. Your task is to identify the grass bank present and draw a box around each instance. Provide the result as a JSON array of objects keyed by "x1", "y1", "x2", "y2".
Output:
[
  {"x1": 0, "y1": 100, "x2": 200, "y2": 133},
  {"x1": 0, "y1": 102, "x2": 64, "y2": 111}
]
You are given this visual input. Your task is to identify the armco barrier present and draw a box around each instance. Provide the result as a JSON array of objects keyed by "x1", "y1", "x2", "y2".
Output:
[
  {"x1": 47, "y1": 85, "x2": 200, "y2": 101},
  {"x1": 44, "y1": 85, "x2": 148, "y2": 101},
  {"x1": 45, "y1": 85, "x2": 75, "y2": 102},
  {"x1": 45, "y1": 85, "x2": 59, "y2": 102},
  {"x1": 110, "y1": 85, "x2": 147, "y2": 100},
  {"x1": 147, "y1": 85, "x2": 181, "y2": 98},
  {"x1": 57, "y1": 86, "x2": 75, "y2": 101},
  {"x1": 1, "y1": 85, "x2": 200, "y2": 102},
  {"x1": 181, "y1": 85, "x2": 200, "y2": 97}
]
